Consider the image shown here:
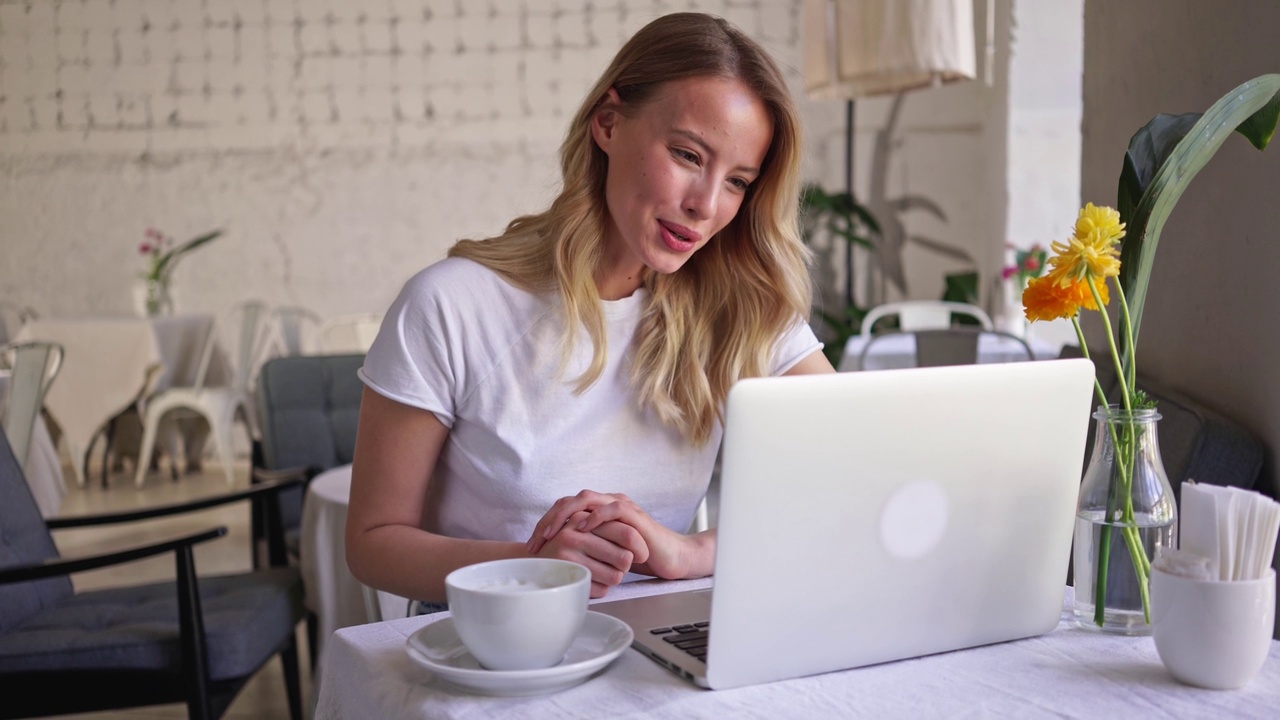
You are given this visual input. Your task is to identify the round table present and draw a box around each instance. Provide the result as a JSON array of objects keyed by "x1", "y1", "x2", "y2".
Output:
[{"x1": 301, "y1": 465, "x2": 411, "y2": 662}]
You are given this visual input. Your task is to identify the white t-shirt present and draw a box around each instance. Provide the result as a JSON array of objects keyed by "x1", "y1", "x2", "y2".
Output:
[{"x1": 359, "y1": 256, "x2": 821, "y2": 544}]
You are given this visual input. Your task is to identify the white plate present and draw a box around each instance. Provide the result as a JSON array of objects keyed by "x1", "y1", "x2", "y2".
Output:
[{"x1": 405, "y1": 611, "x2": 634, "y2": 697}]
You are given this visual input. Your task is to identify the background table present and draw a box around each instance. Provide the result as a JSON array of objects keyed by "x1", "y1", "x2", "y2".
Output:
[
  {"x1": 839, "y1": 332, "x2": 1060, "y2": 372},
  {"x1": 0, "y1": 370, "x2": 65, "y2": 517},
  {"x1": 16, "y1": 315, "x2": 224, "y2": 486},
  {"x1": 315, "y1": 583, "x2": 1280, "y2": 719},
  {"x1": 302, "y1": 464, "x2": 410, "y2": 665}
]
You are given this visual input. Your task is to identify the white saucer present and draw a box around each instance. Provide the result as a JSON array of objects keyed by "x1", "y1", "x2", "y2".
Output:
[{"x1": 405, "y1": 611, "x2": 634, "y2": 697}]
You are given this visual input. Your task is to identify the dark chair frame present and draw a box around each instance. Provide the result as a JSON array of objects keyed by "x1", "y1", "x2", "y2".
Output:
[{"x1": 0, "y1": 469, "x2": 310, "y2": 720}]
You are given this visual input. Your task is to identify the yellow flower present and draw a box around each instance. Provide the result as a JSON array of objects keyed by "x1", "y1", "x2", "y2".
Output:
[
  {"x1": 1022, "y1": 273, "x2": 1110, "y2": 322},
  {"x1": 1042, "y1": 203, "x2": 1126, "y2": 285},
  {"x1": 1073, "y1": 202, "x2": 1126, "y2": 246},
  {"x1": 1047, "y1": 225, "x2": 1123, "y2": 284}
]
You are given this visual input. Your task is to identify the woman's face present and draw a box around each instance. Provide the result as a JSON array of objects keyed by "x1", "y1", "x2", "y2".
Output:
[{"x1": 591, "y1": 75, "x2": 773, "y2": 298}]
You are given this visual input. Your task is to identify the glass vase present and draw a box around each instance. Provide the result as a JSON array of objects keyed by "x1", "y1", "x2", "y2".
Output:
[
  {"x1": 1072, "y1": 406, "x2": 1177, "y2": 635},
  {"x1": 142, "y1": 277, "x2": 173, "y2": 316}
]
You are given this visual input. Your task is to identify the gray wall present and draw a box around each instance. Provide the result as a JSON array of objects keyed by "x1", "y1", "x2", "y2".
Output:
[
  {"x1": 1082, "y1": 0, "x2": 1280, "y2": 634},
  {"x1": 1082, "y1": 0, "x2": 1280, "y2": 500}
]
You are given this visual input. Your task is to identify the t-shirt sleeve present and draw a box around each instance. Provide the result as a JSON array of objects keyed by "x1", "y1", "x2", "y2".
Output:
[
  {"x1": 770, "y1": 315, "x2": 824, "y2": 375},
  {"x1": 358, "y1": 267, "x2": 459, "y2": 427}
]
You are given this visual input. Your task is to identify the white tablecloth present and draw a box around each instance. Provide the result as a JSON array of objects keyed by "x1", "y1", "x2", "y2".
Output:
[
  {"x1": 0, "y1": 371, "x2": 64, "y2": 517},
  {"x1": 302, "y1": 464, "x2": 410, "y2": 666},
  {"x1": 16, "y1": 315, "x2": 222, "y2": 486},
  {"x1": 839, "y1": 332, "x2": 1060, "y2": 372},
  {"x1": 315, "y1": 583, "x2": 1280, "y2": 719}
]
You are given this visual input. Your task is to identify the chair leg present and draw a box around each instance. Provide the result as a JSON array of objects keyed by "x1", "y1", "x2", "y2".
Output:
[
  {"x1": 207, "y1": 408, "x2": 238, "y2": 487},
  {"x1": 134, "y1": 407, "x2": 163, "y2": 489},
  {"x1": 279, "y1": 633, "x2": 304, "y2": 720},
  {"x1": 306, "y1": 611, "x2": 319, "y2": 673},
  {"x1": 101, "y1": 417, "x2": 116, "y2": 489}
]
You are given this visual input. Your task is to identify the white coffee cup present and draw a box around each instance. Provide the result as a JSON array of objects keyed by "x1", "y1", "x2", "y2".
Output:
[
  {"x1": 1150, "y1": 566, "x2": 1276, "y2": 690},
  {"x1": 444, "y1": 558, "x2": 591, "y2": 671}
]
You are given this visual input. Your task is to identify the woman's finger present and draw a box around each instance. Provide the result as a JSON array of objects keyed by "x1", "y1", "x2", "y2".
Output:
[
  {"x1": 590, "y1": 519, "x2": 650, "y2": 565},
  {"x1": 538, "y1": 490, "x2": 610, "y2": 540}
]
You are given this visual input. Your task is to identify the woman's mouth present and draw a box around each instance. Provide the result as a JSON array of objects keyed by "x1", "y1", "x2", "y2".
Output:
[{"x1": 659, "y1": 220, "x2": 700, "y2": 252}]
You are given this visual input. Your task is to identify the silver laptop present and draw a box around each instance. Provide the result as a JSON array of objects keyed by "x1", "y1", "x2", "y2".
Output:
[{"x1": 594, "y1": 358, "x2": 1095, "y2": 690}]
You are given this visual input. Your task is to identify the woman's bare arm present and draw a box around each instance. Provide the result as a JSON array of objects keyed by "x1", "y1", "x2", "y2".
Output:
[{"x1": 345, "y1": 387, "x2": 648, "y2": 601}]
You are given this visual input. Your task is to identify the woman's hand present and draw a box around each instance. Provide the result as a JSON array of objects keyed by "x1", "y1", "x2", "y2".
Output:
[
  {"x1": 527, "y1": 490, "x2": 705, "y2": 581},
  {"x1": 532, "y1": 507, "x2": 650, "y2": 598}
]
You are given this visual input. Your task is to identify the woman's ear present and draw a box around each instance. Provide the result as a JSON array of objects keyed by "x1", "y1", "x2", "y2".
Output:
[{"x1": 590, "y1": 87, "x2": 624, "y2": 153}]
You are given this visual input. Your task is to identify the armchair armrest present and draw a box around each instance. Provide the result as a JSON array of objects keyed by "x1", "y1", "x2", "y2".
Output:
[
  {"x1": 0, "y1": 527, "x2": 227, "y2": 586},
  {"x1": 46, "y1": 476, "x2": 305, "y2": 529},
  {"x1": 252, "y1": 465, "x2": 321, "y2": 486}
]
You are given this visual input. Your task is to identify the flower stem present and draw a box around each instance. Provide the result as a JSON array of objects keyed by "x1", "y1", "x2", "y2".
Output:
[
  {"x1": 1085, "y1": 275, "x2": 1132, "y2": 415},
  {"x1": 1116, "y1": 282, "x2": 1138, "y2": 394}
]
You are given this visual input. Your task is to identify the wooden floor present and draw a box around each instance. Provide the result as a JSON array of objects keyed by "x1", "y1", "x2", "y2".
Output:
[{"x1": 45, "y1": 457, "x2": 312, "y2": 720}]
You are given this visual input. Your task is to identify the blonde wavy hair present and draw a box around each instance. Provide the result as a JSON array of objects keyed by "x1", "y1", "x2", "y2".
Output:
[{"x1": 449, "y1": 13, "x2": 812, "y2": 446}]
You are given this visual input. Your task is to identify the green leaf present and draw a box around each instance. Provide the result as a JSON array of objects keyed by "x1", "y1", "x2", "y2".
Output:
[
  {"x1": 155, "y1": 229, "x2": 225, "y2": 277},
  {"x1": 1117, "y1": 74, "x2": 1280, "y2": 357},
  {"x1": 942, "y1": 271, "x2": 980, "y2": 307}
]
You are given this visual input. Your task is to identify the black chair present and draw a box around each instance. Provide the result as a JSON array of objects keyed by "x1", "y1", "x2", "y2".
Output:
[{"x1": 0, "y1": 428, "x2": 308, "y2": 720}]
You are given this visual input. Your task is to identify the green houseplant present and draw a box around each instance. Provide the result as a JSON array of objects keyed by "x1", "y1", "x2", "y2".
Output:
[{"x1": 799, "y1": 185, "x2": 881, "y2": 365}]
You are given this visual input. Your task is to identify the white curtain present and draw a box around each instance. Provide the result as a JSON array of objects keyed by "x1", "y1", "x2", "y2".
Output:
[{"x1": 803, "y1": 0, "x2": 977, "y2": 100}]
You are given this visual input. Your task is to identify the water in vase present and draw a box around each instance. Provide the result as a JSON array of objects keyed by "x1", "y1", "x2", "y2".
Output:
[{"x1": 1072, "y1": 510, "x2": 1176, "y2": 635}]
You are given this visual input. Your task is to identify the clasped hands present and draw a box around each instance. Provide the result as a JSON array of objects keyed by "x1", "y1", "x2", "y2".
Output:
[{"x1": 525, "y1": 489, "x2": 693, "y2": 598}]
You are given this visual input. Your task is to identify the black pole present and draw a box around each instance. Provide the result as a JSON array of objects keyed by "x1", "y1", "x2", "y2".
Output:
[{"x1": 844, "y1": 98, "x2": 856, "y2": 310}]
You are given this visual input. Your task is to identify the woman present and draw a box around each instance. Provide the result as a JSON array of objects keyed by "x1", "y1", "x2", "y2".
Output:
[{"x1": 347, "y1": 12, "x2": 834, "y2": 606}]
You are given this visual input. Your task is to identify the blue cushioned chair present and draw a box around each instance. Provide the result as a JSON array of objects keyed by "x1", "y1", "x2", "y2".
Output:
[
  {"x1": 253, "y1": 354, "x2": 364, "y2": 562},
  {"x1": 0, "y1": 427, "x2": 307, "y2": 720},
  {"x1": 250, "y1": 353, "x2": 364, "y2": 661}
]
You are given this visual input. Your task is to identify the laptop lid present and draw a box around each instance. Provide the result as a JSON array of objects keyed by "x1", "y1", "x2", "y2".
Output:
[{"x1": 596, "y1": 358, "x2": 1096, "y2": 690}]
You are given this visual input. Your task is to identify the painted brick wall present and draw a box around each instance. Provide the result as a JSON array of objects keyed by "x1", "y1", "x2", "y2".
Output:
[{"x1": 0, "y1": 0, "x2": 1016, "y2": 338}]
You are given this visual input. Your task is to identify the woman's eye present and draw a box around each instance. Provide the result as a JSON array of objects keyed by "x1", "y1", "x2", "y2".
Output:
[
  {"x1": 729, "y1": 177, "x2": 750, "y2": 191},
  {"x1": 673, "y1": 148, "x2": 699, "y2": 164}
]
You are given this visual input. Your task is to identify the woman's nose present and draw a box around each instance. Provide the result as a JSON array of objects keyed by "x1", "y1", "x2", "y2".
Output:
[{"x1": 683, "y1": 181, "x2": 717, "y2": 220}]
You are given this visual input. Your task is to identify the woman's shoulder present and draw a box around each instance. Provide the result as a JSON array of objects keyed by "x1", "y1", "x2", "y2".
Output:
[
  {"x1": 401, "y1": 256, "x2": 527, "y2": 302},
  {"x1": 395, "y1": 256, "x2": 551, "y2": 326}
]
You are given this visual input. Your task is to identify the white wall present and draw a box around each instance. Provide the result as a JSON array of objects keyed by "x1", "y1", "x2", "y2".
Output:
[
  {"x1": 1, "y1": 0, "x2": 1052, "y2": 335},
  {"x1": 1005, "y1": 0, "x2": 1082, "y2": 349}
]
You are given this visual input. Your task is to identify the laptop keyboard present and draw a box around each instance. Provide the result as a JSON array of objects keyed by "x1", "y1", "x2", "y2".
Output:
[{"x1": 649, "y1": 621, "x2": 711, "y2": 661}]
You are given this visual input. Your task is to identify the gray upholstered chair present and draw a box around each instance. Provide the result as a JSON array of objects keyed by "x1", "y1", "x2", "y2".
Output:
[
  {"x1": 0, "y1": 427, "x2": 307, "y2": 720},
  {"x1": 253, "y1": 353, "x2": 364, "y2": 561},
  {"x1": 1059, "y1": 345, "x2": 1265, "y2": 588},
  {"x1": 251, "y1": 353, "x2": 364, "y2": 658},
  {"x1": 1058, "y1": 345, "x2": 1264, "y2": 500}
]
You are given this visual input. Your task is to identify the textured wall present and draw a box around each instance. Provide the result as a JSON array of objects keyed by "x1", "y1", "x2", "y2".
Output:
[
  {"x1": 1081, "y1": 0, "x2": 1280, "y2": 502},
  {"x1": 0, "y1": 0, "x2": 1033, "y2": 338}
]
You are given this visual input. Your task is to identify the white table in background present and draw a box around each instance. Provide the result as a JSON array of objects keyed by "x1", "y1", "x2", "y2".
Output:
[
  {"x1": 302, "y1": 464, "x2": 410, "y2": 664},
  {"x1": 0, "y1": 370, "x2": 65, "y2": 517},
  {"x1": 839, "y1": 332, "x2": 1060, "y2": 372},
  {"x1": 315, "y1": 584, "x2": 1280, "y2": 719},
  {"x1": 16, "y1": 315, "x2": 223, "y2": 486}
]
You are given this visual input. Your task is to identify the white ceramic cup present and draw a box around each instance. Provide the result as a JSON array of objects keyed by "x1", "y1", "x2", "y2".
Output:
[
  {"x1": 1150, "y1": 566, "x2": 1276, "y2": 690},
  {"x1": 444, "y1": 558, "x2": 591, "y2": 671}
]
